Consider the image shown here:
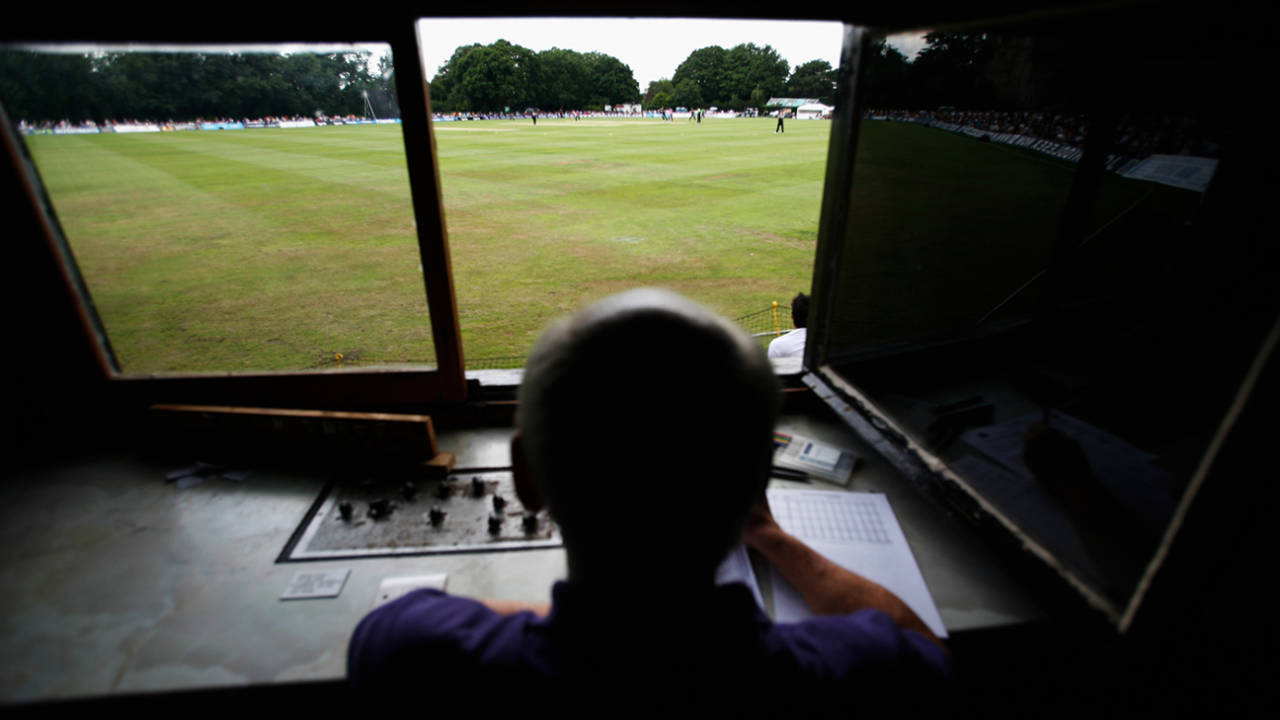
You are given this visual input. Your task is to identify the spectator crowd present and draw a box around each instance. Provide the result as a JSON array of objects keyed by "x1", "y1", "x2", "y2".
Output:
[{"x1": 867, "y1": 109, "x2": 1221, "y2": 160}]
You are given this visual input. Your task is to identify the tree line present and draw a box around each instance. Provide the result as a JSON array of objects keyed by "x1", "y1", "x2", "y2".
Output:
[
  {"x1": 0, "y1": 50, "x2": 395, "y2": 124},
  {"x1": 428, "y1": 41, "x2": 639, "y2": 113},
  {"x1": 428, "y1": 39, "x2": 841, "y2": 114},
  {"x1": 646, "y1": 43, "x2": 834, "y2": 112},
  {"x1": 1, "y1": 33, "x2": 1078, "y2": 124}
]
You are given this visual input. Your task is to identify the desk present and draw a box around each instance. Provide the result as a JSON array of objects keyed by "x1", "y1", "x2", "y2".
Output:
[{"x1": 0, "y1": 414, "x2": 1041, "y2": 705}]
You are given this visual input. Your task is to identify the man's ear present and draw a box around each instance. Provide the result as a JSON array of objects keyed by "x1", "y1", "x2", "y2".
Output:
[{"x1": 511, "y1": 433, "x2": 543, "y2": 511}]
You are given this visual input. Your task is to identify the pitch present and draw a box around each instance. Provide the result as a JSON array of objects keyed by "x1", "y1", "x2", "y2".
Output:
[{"x1": 28, "y1": 117, "x2": 831, "y2": 373}]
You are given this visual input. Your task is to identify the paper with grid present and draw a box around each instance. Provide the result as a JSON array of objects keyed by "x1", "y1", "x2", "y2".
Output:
[
  {"x1": 767, "y1": 489, "x2": 947, "y2": 638},
  {"x1": 770, "y1": 492, "x2": 892, "y2": 545}
]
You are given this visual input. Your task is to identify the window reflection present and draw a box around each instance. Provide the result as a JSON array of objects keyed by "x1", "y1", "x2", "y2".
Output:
[{"x1": 822, "y1": 21, "x2": 1248, "y2": 608}]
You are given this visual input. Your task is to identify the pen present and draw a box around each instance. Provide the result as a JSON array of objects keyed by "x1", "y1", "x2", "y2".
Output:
[{"x1": 770, "y1": 466, "x2": 811, "y2": 483}]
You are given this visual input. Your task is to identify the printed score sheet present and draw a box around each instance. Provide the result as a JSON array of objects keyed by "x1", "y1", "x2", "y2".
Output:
[{"x1": 766, "y1": 489, "x2": 947, "y2": 638}]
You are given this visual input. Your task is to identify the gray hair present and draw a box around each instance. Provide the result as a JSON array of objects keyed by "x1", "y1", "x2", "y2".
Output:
[{"x1": 517, "y1": 289, "x2": 780, "y2": 570}]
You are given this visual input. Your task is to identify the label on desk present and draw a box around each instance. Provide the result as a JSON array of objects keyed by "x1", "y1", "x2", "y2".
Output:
[{"x1": 280, "y1": 568, "x2": 351, "y2": 600}]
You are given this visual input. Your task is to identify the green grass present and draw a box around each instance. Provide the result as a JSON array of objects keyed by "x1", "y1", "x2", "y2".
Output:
[
  {"x1": 29, "y1": 117, "x2": 1178, "y2": 374},
  {"x1": 28, "y1": 117, "x2": 830, "y2": 373}
]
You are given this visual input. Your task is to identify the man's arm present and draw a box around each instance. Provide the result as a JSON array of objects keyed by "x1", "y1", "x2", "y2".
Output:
[
  {"x1": 478, "y1": 598, "x2": 551, "y2": 616},
  {"x1": 743, "y1": 500, "x2": 946, "y2": 651}
]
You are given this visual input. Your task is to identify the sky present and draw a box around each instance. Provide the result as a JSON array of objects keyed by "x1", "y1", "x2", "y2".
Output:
[
  {"x1": 15, "y1": 19, "x2": 929, "y2": 91},
  {"x1": 416, "y1": 18, "x2": 928, "y2": 90}
]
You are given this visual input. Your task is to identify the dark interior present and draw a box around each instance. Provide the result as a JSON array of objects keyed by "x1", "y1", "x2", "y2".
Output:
[{"x1": 3, "y1": 2, "x2": 1276, "y2": 715}]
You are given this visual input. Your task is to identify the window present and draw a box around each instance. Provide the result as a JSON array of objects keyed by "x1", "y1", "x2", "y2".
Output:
[
  {"x1": 806, "y1": 9, "x2": 1274, "y2": 629},
  {"x1": 3, "y1": 17, "x2": 846, "y2": 399}
]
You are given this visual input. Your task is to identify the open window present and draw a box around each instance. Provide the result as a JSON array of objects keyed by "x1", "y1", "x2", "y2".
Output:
[{"x1": 3, "y1": 17, "x2": 846, "y2": 403}]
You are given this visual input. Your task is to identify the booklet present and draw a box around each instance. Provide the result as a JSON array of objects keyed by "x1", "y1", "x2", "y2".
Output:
[{"x1": 773, "y1": 431, "x2": 861, "y2": 486}]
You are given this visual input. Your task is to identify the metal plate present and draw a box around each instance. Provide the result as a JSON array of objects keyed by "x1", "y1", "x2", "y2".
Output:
[{"x1": 280, "y1": 469, "x2": 560, "y2": 561}]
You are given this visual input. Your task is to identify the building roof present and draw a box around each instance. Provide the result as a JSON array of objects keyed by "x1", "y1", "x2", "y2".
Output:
[{"x1": 765, "y1": 98, "x2": 820, "y2": 108}]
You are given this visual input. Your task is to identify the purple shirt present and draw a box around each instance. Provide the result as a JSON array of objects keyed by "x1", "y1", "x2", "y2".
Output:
[{"x1": 348, "y1": 581, "x2": 948, "y2": 707}]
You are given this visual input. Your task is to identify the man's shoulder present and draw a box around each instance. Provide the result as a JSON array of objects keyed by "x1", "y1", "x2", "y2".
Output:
[{"x1": 768, "y1": 328, "x2": 807, "y2": 358}]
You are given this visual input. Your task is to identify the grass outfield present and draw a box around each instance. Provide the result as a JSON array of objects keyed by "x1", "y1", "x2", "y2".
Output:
[
  {"x1": 28, "y1": 117, "x2": 1172, "y2": 375},
  {"x1": 28, "y1": 117, "x2": 831, "y2": 373}
]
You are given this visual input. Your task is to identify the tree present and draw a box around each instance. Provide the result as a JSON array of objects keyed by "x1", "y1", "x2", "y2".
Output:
[
  {"x1": 860, "y1": 40, "x2": 911, "y2": 108},
  {"x1": 642, "y1": 78, "x2": 675, "y2": 108},
  {"x1": 786, "y1": 60, "x2": 836, "y2": 105},
  {"x1": 672, "y1": 78, "x2": 703, "y2": 109},
  {"x1": 489, "y1": 39, "x2": 540, "y2": 108},
  {"x1": 673, "y1": 46, "x2": 728, "y2": 106},
  {"x1": 429, "y1": 43, "x2": 480, "y2": 112},
  {"x1": 908, "y1": 32, "x2": 997, "y2": 109},
  {"x1": 724, "y1": 43, "x2": 789, "y2": 109},
  {"x1": 428, "y1": 41, "x2": 636, "y2": 113},
  {"x1": 0, "y1": 49, "x2": 385, "y2": 123},
  {"x1": 0, "y1": 51, "x2": 98, "y2": 123},
  {"x1": 674, "y1": 43, "x2": 788, "y2": 110},
  {"x1": 583, "y1": 52, "x2": 640, "y2": 107},
  {"x1": 429, "y1": 41, "x2": 539, "y2": 112},
  {"x1": 536, "y1": 47, "x2": 590, "y2": 110}
]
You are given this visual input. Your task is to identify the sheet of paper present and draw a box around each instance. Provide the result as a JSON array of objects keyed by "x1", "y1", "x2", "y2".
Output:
[
  {"x1": 767, "y1": 489, "x2": 947, "y2": 638},
  {"x1": 715, "y1": 543, "x2": 765, "y2": 611}
]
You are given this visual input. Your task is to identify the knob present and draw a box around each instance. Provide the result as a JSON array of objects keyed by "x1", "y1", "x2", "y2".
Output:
[{"x1": 367, "y1": 498, "x2": 393, "y2": 520}]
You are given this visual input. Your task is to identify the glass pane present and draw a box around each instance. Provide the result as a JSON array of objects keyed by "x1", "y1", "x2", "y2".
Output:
[
  {"x1": 1, "y1": 44, "x2": 434, "y2": 374},
  {"x1": 416, "y1": 18, "x2": 844, "y2": 368},
  {"x1": 820, "y1": 19, "x2": 1247, "y2": 611}
]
